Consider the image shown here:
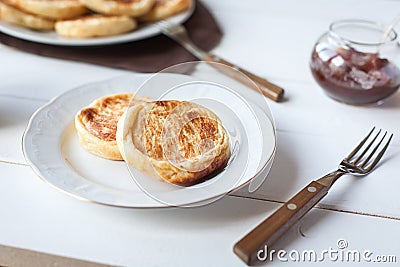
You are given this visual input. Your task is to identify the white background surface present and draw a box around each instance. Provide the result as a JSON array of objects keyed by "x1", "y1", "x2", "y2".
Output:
[{"x1": 1, "y1": 0, "x2": 400, "y2": 266}]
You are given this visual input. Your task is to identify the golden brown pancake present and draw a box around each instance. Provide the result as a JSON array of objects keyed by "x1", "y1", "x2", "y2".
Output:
[
  {"x1": 8, "y1": 0, "x2": 88, "y2": 20},
  {"x1": 79, "y1": 0, "x2": 155, "y2": 16},
  {"x1": 138, "y1": 0, "x2": 192, "y2": 22},
  {"x1": 117, "y1": 100, "x2": 230, "y2": 186},
  {"x1": 0, "y1": 0, "x2": 54, "y2": 30},
  {"x1": 75, "y1": 93, "x2": 149, "y2": 160},
  {"x1": 55, "y1": 14, "x2": 137, "y2": 38}
]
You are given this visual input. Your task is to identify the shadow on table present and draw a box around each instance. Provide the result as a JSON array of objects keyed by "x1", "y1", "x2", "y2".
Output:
[
  {"x1": 374, "y1": 91, "x2": 400, "y2": 109},
  {"x1": 104, "y1": 132, "x2": 301, "y2": 233},
  {"x1": 122, "y1": 196, "x2": 276, "y2": 230}
]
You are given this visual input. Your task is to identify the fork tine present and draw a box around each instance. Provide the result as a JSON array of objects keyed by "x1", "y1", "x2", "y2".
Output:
[
  {"x1": 360, "y1": 131, "x2": 387, "y2": 167},
  {"x1": 365, "y1": 133, "x2": 393, "y2": 172},
  {"x1": 156, "y1": 20, "x2": 172, "y2": 28},
  {"x1": 344, "y1": 127, "x2": 375, "y2": 161},
  {"x1": 156, "y1": 21, "x2": 207, "y2": 60},
  {"x1": 352, "y1": 129, "x2": 381, "y2": 164},
  {"x1": 156, "y1": 20, "x2": 178, "y2": 34}
]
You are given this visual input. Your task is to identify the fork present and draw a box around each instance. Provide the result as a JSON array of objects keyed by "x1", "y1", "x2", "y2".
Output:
[
  {"x1": 156, "y1": 20, "x2": 285, "y2": 102},
  {"x1": 233, "y1": 127, "x2": 393, "y2": 265}
]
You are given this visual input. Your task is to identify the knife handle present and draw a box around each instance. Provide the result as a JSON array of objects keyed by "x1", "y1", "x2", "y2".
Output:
[
  {"x1": 233, "y1": 181, "x2": 329, "y2": 265},
  {"x1": 204, "y1": 54, "x2": 285, "y2": 102}
]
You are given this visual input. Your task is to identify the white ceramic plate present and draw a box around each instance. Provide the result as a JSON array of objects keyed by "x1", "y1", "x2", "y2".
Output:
[
  {"x1": 23, "y1": 73, "x2": 276, "y2": 208},
  {"x1": 0, "y1": 4, "x2": 194, "y2": 46}
]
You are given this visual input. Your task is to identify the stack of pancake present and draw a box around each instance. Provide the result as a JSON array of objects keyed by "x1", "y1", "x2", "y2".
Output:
[
  {"x1": 75, "y1": 93, "x2": 230, "y2": 186},
  {"x1": 0, "y1": 0, "x2": 192, "y2": 38}
]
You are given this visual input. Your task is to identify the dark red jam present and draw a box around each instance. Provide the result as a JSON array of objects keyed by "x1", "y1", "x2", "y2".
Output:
[{"x1": 310, "y1": 46, "x2": 400, "y2": 105}]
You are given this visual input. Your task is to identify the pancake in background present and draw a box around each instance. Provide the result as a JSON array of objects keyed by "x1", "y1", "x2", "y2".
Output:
[
  {"x1": 79, "y1": 0, "x2": 155, "y2": 16},
  {"x1": 8, "y1": 0, "x2": 87, "y2": 20},
  {"x1": 55, "y1": 14, "x2": 137, "y2": 38},
  {"x1": 139, "y1": 0, "x2": 192, "y2": 22},
  {"x1": 117, "y1": 100, "x2": 230, "y2": 186},
  {"x1": 0, "y1": 0, "x2": 54, "y2": 30}
]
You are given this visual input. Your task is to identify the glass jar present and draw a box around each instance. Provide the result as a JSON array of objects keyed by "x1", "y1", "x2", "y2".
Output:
[{"x1": 310, "y1": 19, "x2": 400, "y2": 105}]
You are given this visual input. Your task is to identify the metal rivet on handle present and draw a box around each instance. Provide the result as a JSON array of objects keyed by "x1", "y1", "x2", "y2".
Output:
[
  {"x1": 307, "y1": 186, "x2": 317, "y2": 193},
  {"x1": 287, "y1": 203, "x2": 297, "y2": 210}
]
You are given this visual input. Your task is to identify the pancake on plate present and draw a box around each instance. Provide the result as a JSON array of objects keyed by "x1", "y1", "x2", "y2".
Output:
[
  {"x1": 7, "y1": 0, "x2": 87, "y2": 20},
  {"x1": 75, "y1": 93, "x2": 149, "y2": 160},
  {"x1": 79, "y1": 0, "x2": 155, "y2": 16},
  {"x1": 55, "y1": 14, "x2": 137, "y2": 38},
  {"x1": 117, "y1": 100, "x2": 230, "y2": 186},
  {"x1": 0, "y1": 0, "x2": 54, "y2": 30},
  {"x1": 138, "y1": 0, "x2": 192, "y2": 22}
]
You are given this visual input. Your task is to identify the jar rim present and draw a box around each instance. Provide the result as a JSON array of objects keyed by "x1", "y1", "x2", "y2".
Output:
[{"x1": 329, "y1": 19, "x2": 397, "y2": 46}]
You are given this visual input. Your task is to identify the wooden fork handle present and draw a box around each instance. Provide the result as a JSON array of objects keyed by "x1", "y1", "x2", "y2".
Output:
[
  {"x1": 204, "y1": 54, "x2": 285, "y2": 102},
  {"x1": 233, "y1": 181, "x2": 329, "y2": 265}
]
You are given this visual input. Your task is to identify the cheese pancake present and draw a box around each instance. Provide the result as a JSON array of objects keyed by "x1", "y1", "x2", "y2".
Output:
[
  {"x1": 79, "y1": 0, "x2": 155, "y2": 16},
  {"x1": 8, "y1": 0, "x2": 87, "y2": 20},
  {"x1": 139, "y1": 0, "x2": 192, "y2": 22},
  {"x1": 117, "y1": 100, "x2": 230, "y2": 186},
  {"x1": 0, "y1": 0, "x2": 54, "y2": 30},
  {"x1": 55, "y1": 14, "x2": 136, "y2": 38},
  {"x1": 75, "y1": 93, "x2": 149, "y2": 160}
]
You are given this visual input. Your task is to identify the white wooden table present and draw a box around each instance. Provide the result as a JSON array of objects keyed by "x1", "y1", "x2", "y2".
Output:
[{"x1": 1, "y1": 0, "x2": 400, "y2": 266}]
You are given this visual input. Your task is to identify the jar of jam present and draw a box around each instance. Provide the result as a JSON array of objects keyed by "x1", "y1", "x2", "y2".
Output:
[{"x1": 310, "y1": 19, "x2": 400, "y2": 105}]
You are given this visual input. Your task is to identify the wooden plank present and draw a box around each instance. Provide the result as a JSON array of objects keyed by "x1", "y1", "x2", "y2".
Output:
[{"x1": 0, "y1": 244, "x2": 119, "y2": 267}]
